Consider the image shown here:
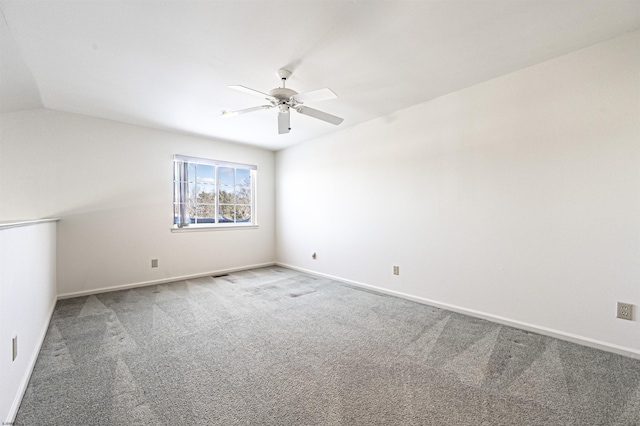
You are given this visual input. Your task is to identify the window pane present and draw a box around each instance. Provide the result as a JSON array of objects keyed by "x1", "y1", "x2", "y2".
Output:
[
  {"x1": 236, "y1": 169, "x2": 251, "y2": 186},
  {"x1": 219, "y1": 188, "x2": 234, "y2": 204},
  {"x1": 236, "y1": 186, "x2": 251, "y2": 205},
  {"x1": 196, "y1": 164, "x2": 215, "y2": 184},
  {"x1": 187, "y1": 183, "x2": 196, "y2": 203},
  {"x1": 187, "y1": 163, "x2": 196, "y2": 182},
  {"x1": 219, "y1": 205, "x2": 234, "y2": 222},
  {"x1": 236, "y1": 206, "x2": 251, "y2": 221},
  {"x1": 186, "y1": 203, "x2": 197, "y2": 223},
  {"x1": 196, "y1": 204, "x2": 216, "y2": 222},
  {"x1": 197, "y1": 183, "x2": 216, "y2": 204},
  {"x1": 219, "y1": 167, "x2": 235, "y2": 186}
]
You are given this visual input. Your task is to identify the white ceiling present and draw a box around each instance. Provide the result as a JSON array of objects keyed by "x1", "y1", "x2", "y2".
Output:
[{"x1": 1, "y1": 1, "x2": 639, "y2": 151}]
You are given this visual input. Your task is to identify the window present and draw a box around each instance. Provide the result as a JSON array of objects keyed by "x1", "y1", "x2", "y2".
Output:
[{"x1": 173, "y1": 155, "x2": 257, "y2": 228}]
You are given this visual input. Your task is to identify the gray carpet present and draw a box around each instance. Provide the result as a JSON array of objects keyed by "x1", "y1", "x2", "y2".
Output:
[{"x1": 16, "y1": 267, "x2": 640, "y2": 425}]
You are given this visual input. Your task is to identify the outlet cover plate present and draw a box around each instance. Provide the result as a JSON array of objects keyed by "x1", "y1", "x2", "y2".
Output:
[{"x1": 617, "y1": 302, "x2": 634, "y2": 320}]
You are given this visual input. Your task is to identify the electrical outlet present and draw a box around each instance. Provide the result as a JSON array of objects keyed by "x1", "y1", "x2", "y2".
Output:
[
  {"x1": 12, "y1": 336, "x2": 17, "y2": 361},
  {"x1": 151, "y1": 259, "x2": 158, "y2": 268},
  {"x1": 617, "y1": 302, "x2": 634, "y2": 320},
  {"x1": 393, "y1": 266, "x2": 399, "y2": 275}
]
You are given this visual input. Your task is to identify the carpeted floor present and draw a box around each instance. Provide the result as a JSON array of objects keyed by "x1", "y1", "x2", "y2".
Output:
[{"x1": 16, "y1": 266, "x2": 640, "y2": 425}]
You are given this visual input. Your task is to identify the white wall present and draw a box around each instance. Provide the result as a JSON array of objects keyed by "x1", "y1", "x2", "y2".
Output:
[
  {"x1": 0, "y1": 221, "x2": 57, "y2": 423},
  {"x1": 276, "y1": 32, "x2": 640, "y2": 356},
  {"x1": 0, "y1": 110, "x2": 276, "y2": 296}
]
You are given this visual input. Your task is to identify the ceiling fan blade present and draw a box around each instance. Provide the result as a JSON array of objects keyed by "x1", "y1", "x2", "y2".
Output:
[
  {"x1": 278, "y1": 108, "x2": 291, "y2": 134},
  {"x1": 295, "y1": 105, "x2": 344, "y2": 125},
  {"x1": 221, "y1": 105, "x2": 272, "y2": 117},
  {"x1": 228, "y1": 85, "x2": 274, "y2": 100},
  {"x1": 293, "y1": 88, "x2": 337, "y2": 104}
]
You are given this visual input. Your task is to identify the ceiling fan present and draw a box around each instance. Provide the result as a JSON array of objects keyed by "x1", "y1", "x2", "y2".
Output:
[{"x1": 221, "y1": 68, "x2": 344, "y2": 134}]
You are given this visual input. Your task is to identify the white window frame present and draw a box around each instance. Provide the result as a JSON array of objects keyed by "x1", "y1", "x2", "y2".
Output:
[{"x1": 172, "y1": 154, "x2": 257, "y2": 230}]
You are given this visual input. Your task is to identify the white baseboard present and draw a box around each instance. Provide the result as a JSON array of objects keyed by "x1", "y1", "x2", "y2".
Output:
[
  {"x1": 5, "y1": 298, "x2": 57, "y2": 424},
  {"x1": 277, "y1": 262, "x2": 640, "y2": 360},
  {"x1": 57, "y1": 262, "x2": 277, "y2": 299}
]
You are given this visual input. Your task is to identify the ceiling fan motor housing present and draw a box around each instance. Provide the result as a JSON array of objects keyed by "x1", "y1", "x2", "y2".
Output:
[{"x1": 269, "y1": 87, "x2": 298, "y2": 101}]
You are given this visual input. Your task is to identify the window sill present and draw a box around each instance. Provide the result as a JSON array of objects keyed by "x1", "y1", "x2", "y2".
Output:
[{"x1": 171, "y1": 224, "x2": 259, "y2": 233}]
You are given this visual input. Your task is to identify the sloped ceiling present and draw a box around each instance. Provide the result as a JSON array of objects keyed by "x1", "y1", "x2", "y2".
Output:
[
  {"x1": 0, "y1": 8, "x2": 42, "y2": 112},
  {"x1": 1, "y1": 1, "x2": 639, "y2": 150}
]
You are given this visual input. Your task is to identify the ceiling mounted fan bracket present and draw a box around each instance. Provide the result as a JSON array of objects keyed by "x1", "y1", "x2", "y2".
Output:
[{"x1": 277, "y1": 68, "x2": 292, "y2": 81}]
